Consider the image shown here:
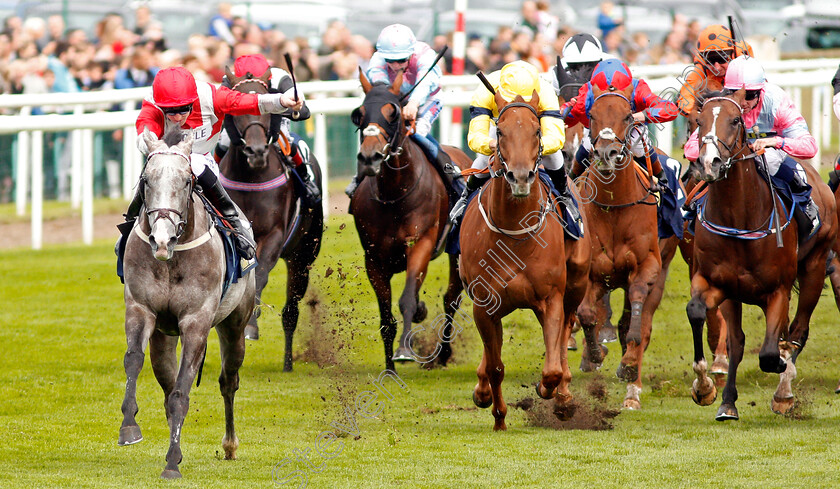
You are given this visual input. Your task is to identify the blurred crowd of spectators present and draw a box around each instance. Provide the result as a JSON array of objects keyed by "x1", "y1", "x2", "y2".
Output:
[{"x1": 0, "y1": 1, "x2": 702, "y2": 101}]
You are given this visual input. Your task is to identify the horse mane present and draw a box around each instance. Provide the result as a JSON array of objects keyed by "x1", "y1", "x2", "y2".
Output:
[{"x1": 162, "y1": 127, "x2": 184, "y2": 148}]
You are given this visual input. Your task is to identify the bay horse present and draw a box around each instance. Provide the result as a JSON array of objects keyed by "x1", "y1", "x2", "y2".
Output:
[
  {"x1": 219, "y1": 67, "x2": 324, "y2": 372},
  {"x1": 460, "y1": 89, "x2": 590, "y2": 430},
  {"x1": 119, "y1": 128, "x2": 256, "y2": 479},
  {"x1": 575, "y1": 83, "x2": 662, "y2": 410},
  {"x1": 687, "y1": 89, "x2": 837, "y2": 420},
  {"x1": 350, "y1": 71, "x2": 472, "y2": 371}
]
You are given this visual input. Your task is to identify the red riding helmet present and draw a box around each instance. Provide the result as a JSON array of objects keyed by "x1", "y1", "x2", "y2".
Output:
[
  {"x1": 234, "y1": 54, "x2": 271, "y2": 78},
  {"x1": 152, "y1": 67, "x2": 198, "y2": 108}
]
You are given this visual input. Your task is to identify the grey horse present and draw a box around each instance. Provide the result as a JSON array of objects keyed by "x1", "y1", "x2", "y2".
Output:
[{"x1": 118, "y1": 128, "x2": 256, "y2": 479}]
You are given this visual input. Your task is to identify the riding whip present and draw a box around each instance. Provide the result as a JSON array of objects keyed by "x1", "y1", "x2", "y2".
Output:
[
  {"x1": 400, "y1": 45, "x2": 449, "y2": 103},
  {"x1": 283, "y1": 52, "x2": 301, "y2": 118},
  {"x1": 477, "y1": 71, "x2": 495, "y2": 95}
]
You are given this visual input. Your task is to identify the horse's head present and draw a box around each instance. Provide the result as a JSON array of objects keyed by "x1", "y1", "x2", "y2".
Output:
[
  {"x1": 225, "y1": 66, "x2": 273, "y2": 170},
  {"x1": 351, "y1": 70, "x2": 405, "y2": 177},
  {"x1": 141, "y1": 127, "x2": 195, "y2": 261},
  {"x1": 493, "y1": 89, "x2": 542, "y2": 198},
  {"x1": 693, "y1": 89, "x2": 747, "y2": 182},
  {"x1": 588, "y1": 84, "x2": 635, "y2": 175}
]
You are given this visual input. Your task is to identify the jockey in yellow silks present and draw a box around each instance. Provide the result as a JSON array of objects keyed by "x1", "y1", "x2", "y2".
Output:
[{"x1": 450, "y1": 60, "x2": 571, "y2": 221}]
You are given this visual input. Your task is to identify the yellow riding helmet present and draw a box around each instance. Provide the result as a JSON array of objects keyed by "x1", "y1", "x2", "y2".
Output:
[{"x1": 498, "y1": 61, "x2": 540, "y2": 102}]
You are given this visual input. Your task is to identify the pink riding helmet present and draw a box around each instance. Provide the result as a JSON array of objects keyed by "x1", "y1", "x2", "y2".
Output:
[{"x1": 724, "y1": 55, "x2": 766, "y2": 91}]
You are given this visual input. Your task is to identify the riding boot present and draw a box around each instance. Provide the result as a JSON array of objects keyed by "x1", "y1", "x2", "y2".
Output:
[
  {"x1": 449, "y1": 175, "x2": 484, "y2": 224},
  {"x1": 198, "y1": 170, "x2": 256, "y2": 259},
  {"x1": 789, "y1": 171, "x2": 820, "y2": 241},
  {"x1": 431, "y1": 150, "x2": 465, "y2": 205},
  {"x1": 545, "y1": 167, "x2": 580, "y2": 222},
  {"x1": 289, "y1": 144, "x2": 321, "y2": 209},
  {"x1": 345, "y1": 174, "x2": 363, "y2": 199},
  {"x1": 117, "y1": 185, "x2": 144, "y2": 239}
]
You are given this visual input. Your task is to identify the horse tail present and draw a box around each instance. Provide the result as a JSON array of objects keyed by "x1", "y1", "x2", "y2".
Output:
[{"x1": 195, "y1": 343, "x2": 208, "y2": 387}]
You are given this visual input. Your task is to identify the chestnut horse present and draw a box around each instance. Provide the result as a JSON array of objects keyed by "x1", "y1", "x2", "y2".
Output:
[
  {"x1": 350, "y1": 71, "x2": 471, "y2": 371},
  {"x1": 219, "y1": 68, "x2": 324, "y2": 372},
  {"x1": 575, "y1": 83, "x2": 662, "y2": 410},
  {"x1": 687, "y1": 90, "x2": 837, "y2": 420},
  {"x1": 460, "y1": 90, "x2": 590, "y2": 430}
]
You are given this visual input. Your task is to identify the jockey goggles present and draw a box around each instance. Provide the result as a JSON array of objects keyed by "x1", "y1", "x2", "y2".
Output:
[
  {"x1": 385, "y1": 57, "x2": 410, "y2": 64},
  {"x1": 161, "y1": 104, "x2": 193, "y2": 115},
  {"x1": 744, "y1": 89, "x2": 761, "y2": 101},
  {"x1": 704, "y1": 50, "x2": 732, "y2": 65}
]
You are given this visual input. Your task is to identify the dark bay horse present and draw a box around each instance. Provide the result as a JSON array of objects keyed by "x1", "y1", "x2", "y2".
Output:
[
  {"x1": 219, "y1": 67, "x2": 323, "y2": 372},
  {"x1": 460, "y1": 90, "x2": 590, "y2": 430},
  {"x1": 119, "y1": 129, "x2": 256, "y2": 479},
  {"x1": 350, "y1": 71, "x2": 472, "y2": 371},
  {"x1": 575, "y1": 83, "x2": 662, "y2": 410},
  {"x1": 687, "y1": 90, "x2": 837, "y2": 420}
]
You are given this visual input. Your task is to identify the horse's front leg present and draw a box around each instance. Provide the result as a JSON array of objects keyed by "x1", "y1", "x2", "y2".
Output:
[
  {"x1": 578, "y1": 283, "x2": 608, "y2": 372},
  {"x1": 535, "y1": 293, "x2": 575, "y2": 420},
  {"x1": 245, "y1": 228, "x2": 284, "y2": 341},
  {"x1": 708, "y1": 301, "x2": 730, "y2": 386},
  {"x1": 281, "y1": 255, "x2": 313, "y2": 372},
  {"x1": 617, "y1": 253, "x2": 660, "y2": 384},
  {"x1": 365, "y1": 255, "x2": 397, "y2": 371},
  {"x1": 162, "y1": 320, "x2": 214, "y2": 479},
  {"x1": 149, "y1": 329, "x2": 179, "y2": 422},
  {"x1": 119, "y1": 303, "x2": 156, "y2": 446},
  {"x1": 716, "y1": 301, "x2": 743, "y2": 421},
  {"x1": 394, "y1": 237, "x2": 435, "y2": 362},
  {"x1": 686, "y1": 274, "x2": 725, "y2": 407},
  {"x1": 437, "y1": 255, "x2": 465, "y2": 366},
  {"x1": 472, "y1": 308, "x2": 506, "y2": 430},
  {"x1": 759, "y1": 289, "x2": 791, "y2": 374}
]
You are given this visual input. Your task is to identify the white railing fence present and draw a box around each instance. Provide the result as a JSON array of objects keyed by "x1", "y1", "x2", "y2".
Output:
[{"x1": 1, "y1": 58, "x2": 838, "y2": 249}]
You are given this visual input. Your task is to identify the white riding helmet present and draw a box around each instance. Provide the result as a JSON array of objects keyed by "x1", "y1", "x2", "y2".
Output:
[
  {"x1": 376, "y1": 24, "x2": 416, "y2": 61},
  {"x1": 724, "y1": 55, "x2": 766, "y2": 91},
  {"x1": 562, "y1": 33, "x2": 605, "y2": 64}
]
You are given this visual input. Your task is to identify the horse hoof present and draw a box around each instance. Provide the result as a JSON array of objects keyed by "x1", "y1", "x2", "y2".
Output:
[
  {"x1": 712, "y1": 373, "x2": 727, "y2": 388},
  {"x1": 771, "y1": 395, "x2": 795, "y2": 415},
  {"x1": 160, "y1": 469, "x2": 182, "y2": 479},
  {"x1": 690, "y1": 384, "x2": 717, "y2": 406},
  {"x1": 535, "y1": 381, "x2": 554, "y2": 400},
  {"x1": 412, "y1": 302, "x2": 428, "y2": 323},
  {"x1": 715, "y1": 404, "x2": 739, "y2": 421},
  {"x1": 580, "y1": 359, "x2": 602, "y2": 373},
  {"x1": 392, "y1": 348, "x2": 415, "y2": 363},
  {"x1": 244, "y1": 325, "x2": 259, "y2": 340},
  {"x1": 473, "y1": 390, "x2": 492, "y2": 409},
  {"x1": 616, "y1": 363, "x2": 637, "y2": 382},
  {"x1": 118, "y1": 425, "x2": 143, "y2": 446},
  {"x1": 599, "y1": 325, "x2": 618, "y2": 343},
  {"x1": 835, "y1": 382, "x2": 840, "y2": 394},
  {"x1": 567, "y1": 335, "x2": 578, "y2": 351},
  {"x1": 622, "y1": 398, "x2": 641, "y2": 410},
  {"x1": 493, "y1": 420, "x2": 507, "y2": 431}
]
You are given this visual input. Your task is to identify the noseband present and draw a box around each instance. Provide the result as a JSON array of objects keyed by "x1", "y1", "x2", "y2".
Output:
[
  {"x1": 493, "y1": 102, "x2": 542, "y2": 180},
  {"x1": 143, "y1": 149, "x2": 195, "y2": 240}
]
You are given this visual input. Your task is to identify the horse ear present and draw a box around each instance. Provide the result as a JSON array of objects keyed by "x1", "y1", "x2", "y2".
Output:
[
  {"x1": 494, "y1": 90, "x2": 507, "y2": 110},
  {"x1": 177, "y1": 132, "x2": 194, "y2": 155},
  {"x1": 225, "y1": 66, "x2": 236, "y2": 83},
  {"x1": 390, "y1": 71, "x2": 404, "y2": 96},
  {"x1": 260, "y1": 67, "x2": 271, "y2": 84},
  {"x1": 142, "y1": 127, "x2": 161, "y2": 152},
  {"x1": 732, "y1": 88, "x2": 747, "y2": 103},
  {"x1": 621, "y1": 83, "x2": 634, "y2": 99},
  {"x1": 359, "y1": 69, "x2": 373, "y2": 94},
  {"x1": 529, "y1": 89, "x2": 540, "y2": 109},
  {"x1": 591, "y1": 84, "x2": 603, "y2": 98}
]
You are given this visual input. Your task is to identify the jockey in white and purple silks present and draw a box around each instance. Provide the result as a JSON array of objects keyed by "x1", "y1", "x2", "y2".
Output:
[
  {"x1": 684, "y1": 55, "x2": 821, "y2": 239},
  {"x1": 345, "y1": 24, "x2": 463, "y2": 202}
]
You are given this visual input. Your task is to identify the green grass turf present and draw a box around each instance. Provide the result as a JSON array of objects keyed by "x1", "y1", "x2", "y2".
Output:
[{"x1": 2, "y1": 212, "x2": 840, "y2": 488}]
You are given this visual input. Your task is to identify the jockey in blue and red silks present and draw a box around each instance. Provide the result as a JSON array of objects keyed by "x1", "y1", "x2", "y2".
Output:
[
  {"x1": 561, "y1": 58, "x2": 685, "y2": 238},
  {"x1": 344, "y1": 23, "x2": 464, "y2": 203}
]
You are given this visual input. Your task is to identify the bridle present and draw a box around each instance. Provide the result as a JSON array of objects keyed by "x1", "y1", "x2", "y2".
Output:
[
  {"x1": 588, "y1": 92, "x2": 634, "y2": 159},
  {"x1": 142, "y1": 149, "x2": 195, "y2": 240},
  {"x1": 492, "y1": 101, "x2": 542, "y2": 182},
  {"x1": 352, "y1": 90, "x2": 406, "y2": 165},
  {"x1": 698, "y1": 96, "x2": 752, "y2": 179},
  {"x1": 228, "y1": 78, "x2": 277, "y2": 148}
]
